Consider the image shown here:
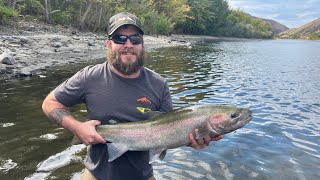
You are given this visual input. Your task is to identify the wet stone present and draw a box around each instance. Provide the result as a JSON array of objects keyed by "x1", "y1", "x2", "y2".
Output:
[{"x1": 0, "y1": 49, "x2": 16, "y2": 65}]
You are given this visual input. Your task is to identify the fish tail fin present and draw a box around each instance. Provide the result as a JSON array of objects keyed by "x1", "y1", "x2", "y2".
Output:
[
  {"x1": 107, "y1": 143, "x2": 129, "y2": 162},
  {"x1": 71, "y1": 135, "x2": 82, "y2": 145}
]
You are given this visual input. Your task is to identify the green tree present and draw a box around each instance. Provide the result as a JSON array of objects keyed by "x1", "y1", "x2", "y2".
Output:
[
  {"x1": 218, "y1": 9, "x2": 272, "y2": 38},
  {"x1": 16, "y1": 0, "x2": 44, "y2": 16},
  {"x1": 206, "y1": 0, "x2": 230, "y2": 35},
  {"x1": 152, "y1": 12, "x2": 174, "y2": 36},
  {"x1": 176, "y1": 0, "x2": 214, "y2": 34}
]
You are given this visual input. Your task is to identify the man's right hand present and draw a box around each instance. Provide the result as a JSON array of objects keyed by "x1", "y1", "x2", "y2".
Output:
[{"x1": 73, "y1": 120, "x2": 106, "y2": 145}]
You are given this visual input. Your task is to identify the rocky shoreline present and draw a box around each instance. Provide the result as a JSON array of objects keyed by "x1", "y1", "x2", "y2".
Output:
[{"x1": 0, "y1": 21, "x2": 220, "y2": 79}]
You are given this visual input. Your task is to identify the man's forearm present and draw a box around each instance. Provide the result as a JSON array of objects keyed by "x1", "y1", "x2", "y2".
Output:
[
  {"x1": 48, "y1": 107, "x2": 70, "y2": 126},
  {"x1": 42, "y1": 91, "x2": 79, "y2": 131},
  {"x1": 47, "y1": 107, "x2": 81, "y2": 135},
  {"x1": 43, "y1": 93, "x2": 104, "y2": 145}
]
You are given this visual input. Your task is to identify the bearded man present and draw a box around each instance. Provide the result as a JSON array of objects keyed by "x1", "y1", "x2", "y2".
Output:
[{"x1": 42, "y1": 12, "x2": 222, "y2": 180}]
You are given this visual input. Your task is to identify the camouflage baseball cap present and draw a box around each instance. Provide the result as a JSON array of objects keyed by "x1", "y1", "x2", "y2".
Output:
[{"x1": 108, "y1": 12, "x2": 144, "y2": 36}]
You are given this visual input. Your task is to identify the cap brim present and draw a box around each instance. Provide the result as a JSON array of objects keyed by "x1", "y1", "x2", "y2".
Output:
[{"x1": 109, "y1": 24, "x2": 144, "y2": 36}]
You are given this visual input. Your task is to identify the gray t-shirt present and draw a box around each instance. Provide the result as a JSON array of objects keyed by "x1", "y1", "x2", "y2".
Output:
[{"x1": 54, "y1": 62, "x2": 173, "y2": 180}]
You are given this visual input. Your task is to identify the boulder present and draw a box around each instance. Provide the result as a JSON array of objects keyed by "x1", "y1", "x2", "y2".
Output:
[{"x1": 0, "y1": 49, "x2": 16, "y2": 65}]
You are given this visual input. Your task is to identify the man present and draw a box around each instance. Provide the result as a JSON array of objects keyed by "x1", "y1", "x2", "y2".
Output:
[{"x1": 42, "y1": 12, "x2": 223, "y2": 180}]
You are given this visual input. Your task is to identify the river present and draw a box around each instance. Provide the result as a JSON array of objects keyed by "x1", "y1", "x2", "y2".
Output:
[{"x1": 0, "y1": 39, "x2": 319, "y2": 179}]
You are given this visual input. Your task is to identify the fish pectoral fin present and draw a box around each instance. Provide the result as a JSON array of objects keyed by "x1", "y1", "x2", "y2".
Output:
[
  {"x1": 149, "y1": 149, "x2": 167, "y2": 164},
  {"x1": 209, "y1": 128, "x2": 221, "y2": 137},
  {"x1": 194, "y1": 122, "x2": 214, "y2": 139},
  {"x1": 107, "y1": 143, "x2": 129, "y2": 162},
  {"x1": 195, "y1": 128, "x2": 212, "y2": 139},
  {"x1": 207, "y1": 122, "x2": 221, "y2": 137}
]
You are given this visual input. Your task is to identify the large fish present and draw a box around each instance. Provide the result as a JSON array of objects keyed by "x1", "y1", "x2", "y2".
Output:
[{"x1": 93, "y1": 104, "x2": 252, "y2": 162}]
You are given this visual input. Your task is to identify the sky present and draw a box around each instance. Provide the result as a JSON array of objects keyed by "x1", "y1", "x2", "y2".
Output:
[{"x1": 227, "y1": 0, "x2": 320, "y2": 28}]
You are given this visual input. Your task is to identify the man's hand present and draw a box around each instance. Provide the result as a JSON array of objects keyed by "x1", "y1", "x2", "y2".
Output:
[
  {"x1": 189, "y1": 129, "x2": 223, "y2": 149},
  {"x1": 73, "y1": 120, "x2": 106, "y2": 145}
]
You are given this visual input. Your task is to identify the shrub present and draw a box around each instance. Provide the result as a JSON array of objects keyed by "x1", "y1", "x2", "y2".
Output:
[
  {"x1": 52, "y1": 9, "x2": 73, "y2": 26},
  {"x1": 0, "y1": 4, "x2": 19, "y2": 25},
  {"x1": 152, "y1": 12, "x2": 174, "y2": 36},
  {"x1": 308, "y1": 32, "x2": 320, "y2": 40}
]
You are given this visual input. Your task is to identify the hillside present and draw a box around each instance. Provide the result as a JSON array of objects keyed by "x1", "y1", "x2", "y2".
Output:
[
  {"x1": 259, "y1": 18, "x2": 289, "y2": 35},
  {"x1": 278, "y1": 18, "x2": 320, "y2": 39},
  {"x1": 248, "y1": 14, "x2": 289, "y2": 35}
]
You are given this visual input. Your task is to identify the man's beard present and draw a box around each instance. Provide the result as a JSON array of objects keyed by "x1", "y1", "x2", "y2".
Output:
[{"x1": 107, "y1": 46, "x2": 146, "y2": 75}]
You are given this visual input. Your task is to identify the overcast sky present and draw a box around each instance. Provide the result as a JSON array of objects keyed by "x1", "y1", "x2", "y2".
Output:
[{"x1": 227, "y1": 0, "x2": 320, "y2": 28}]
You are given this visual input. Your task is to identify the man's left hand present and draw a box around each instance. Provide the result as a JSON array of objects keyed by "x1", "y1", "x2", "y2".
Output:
[{"x1": 189, "y1": 129, "x2": 224, "y2": 149}]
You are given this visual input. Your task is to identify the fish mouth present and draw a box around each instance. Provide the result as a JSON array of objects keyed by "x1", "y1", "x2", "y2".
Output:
[
  {"x1": 236, "y1": 109, "x2": 252, "y2": 126},
  {"x1": 243, "y1": 109, "x2": 252, "y2": 121}
]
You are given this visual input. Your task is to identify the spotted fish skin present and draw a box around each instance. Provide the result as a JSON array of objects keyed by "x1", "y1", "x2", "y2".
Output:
[{"x1": 96, "y1": 104, "x2": 253, "y2": 162}]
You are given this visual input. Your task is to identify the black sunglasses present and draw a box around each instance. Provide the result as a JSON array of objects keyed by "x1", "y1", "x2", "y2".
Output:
[{"x1": 109, "y1": 35, "x2": 143, "y2": 45}]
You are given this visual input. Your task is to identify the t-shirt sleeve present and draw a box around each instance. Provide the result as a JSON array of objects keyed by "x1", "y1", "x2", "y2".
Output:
[
  {"x1": 54, "y1": 68, "x2": 88, "y2": 107},
  {"x1": 159, "y1": 82, "x2": 173, "y2": 112}
]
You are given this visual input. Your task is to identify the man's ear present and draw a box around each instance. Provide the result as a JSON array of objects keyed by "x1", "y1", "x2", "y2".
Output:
[{"x1": 106, "y1": 40, "x2": 111, "y2": 47}]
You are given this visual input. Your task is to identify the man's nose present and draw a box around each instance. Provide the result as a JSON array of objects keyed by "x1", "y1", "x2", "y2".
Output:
[{"x1": 124, "y1": 38, "x2": 134, "y2": 47}]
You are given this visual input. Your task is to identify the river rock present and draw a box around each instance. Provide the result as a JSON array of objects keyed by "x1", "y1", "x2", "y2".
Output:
[
  {"x1": 72, "y1": 49, "x2": 81, "y2": 53},
  {"x1": 1, "y1": 36, "x2": 13, "y2": 42},
  {"x1": 52, "y1": 42, "x2": 63, "y2": 48},
  {"x1": 72, "y1": 36, "x2": 80, "y2": 40},
  {"x1": 15, "y1": 69, "x2": 32, "y2": 77},
  {"x1": 88, "y1": 41, "x2": 95, "y2": 46},
  {"x1": 0, "y1": 49, "x2": 16, "y2": 65},
  {"x1": 19, "y1": 37, "x2": 29, "y2": 44}
]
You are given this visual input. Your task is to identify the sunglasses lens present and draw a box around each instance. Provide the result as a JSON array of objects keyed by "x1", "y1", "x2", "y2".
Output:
[
  {"x1": 111, "y1": 35, "x2": 143, "y2": 45},
  {"x1": 130, "y1": 36, "x2": 143, "y2": 45},
  {"x1": 112, "y1": 35, "x2": 127, "y2": 44}
]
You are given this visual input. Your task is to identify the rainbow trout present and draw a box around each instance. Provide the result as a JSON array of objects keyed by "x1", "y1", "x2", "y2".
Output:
[{"x1": 94, "y1": 104, "x2": 252, "y2": 162}]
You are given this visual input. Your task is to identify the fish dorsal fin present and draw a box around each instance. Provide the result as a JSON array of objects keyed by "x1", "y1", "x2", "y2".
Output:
[
  {"x1": 149, "y1": 149, "x2": 167, "y2": 163},
  {"x1": 107, "y1": 143, "x2": 129, "y2": 162},
  {"x1": 146, "y1": 111, "x2": 164, "y2": 119}
]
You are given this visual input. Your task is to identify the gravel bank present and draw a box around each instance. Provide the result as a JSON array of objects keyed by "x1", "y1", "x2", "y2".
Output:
[{"x1": 0, "y1": 21, "x2": 220, "y2": 79}]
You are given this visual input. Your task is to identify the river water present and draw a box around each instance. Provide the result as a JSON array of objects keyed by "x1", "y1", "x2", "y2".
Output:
[{"x1": 0, "y1": 39, "x2": 319, "y2": 180}]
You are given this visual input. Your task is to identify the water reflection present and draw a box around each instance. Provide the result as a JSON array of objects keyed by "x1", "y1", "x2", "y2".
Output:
[
  {"x1": 148, "y1": 45, "x2": 224, "y2": 108},
  {"x1": 147, "y1": 40, "x2": 320, "y2": 179},
  {"x1": 0, "y1": 40, "x2": 319, "y2": 179}
]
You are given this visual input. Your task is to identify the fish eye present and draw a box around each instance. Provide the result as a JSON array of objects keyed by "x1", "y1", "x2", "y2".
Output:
[{"x1": 230, "y1": 113, "x2": 238, "y2": 118}]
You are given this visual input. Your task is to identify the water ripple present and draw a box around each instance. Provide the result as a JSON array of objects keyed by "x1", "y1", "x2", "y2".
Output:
[{"x1": 0, "y1": 40, "x2": 319, "y2": 179}]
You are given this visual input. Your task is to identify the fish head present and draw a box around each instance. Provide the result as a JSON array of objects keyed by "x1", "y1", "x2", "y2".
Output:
[{"x1": 207, "y1": 105, "x2": 252, "y2": 134}]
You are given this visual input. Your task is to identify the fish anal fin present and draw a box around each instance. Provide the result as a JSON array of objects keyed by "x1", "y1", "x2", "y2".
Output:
[
  {"x1": 107, "y1": 143, "x2": 129, "y2": 162},
  {"x1": 108, "y1": 119, "x2": 119, "y2": 124},
  {"x1": 158, "y1": 150, "x2": 167, "y2": 160},
  {"x1": 149, "y1": 149, "x2": 167, "y2": 163}
]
